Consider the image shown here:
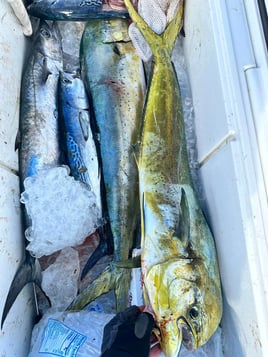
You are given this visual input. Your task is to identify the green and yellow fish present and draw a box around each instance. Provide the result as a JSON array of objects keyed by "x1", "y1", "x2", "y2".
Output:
[
  {"x1": 68, "y1": 17, "x2": 146, "y2": 311},
  {"x1": 123, "y1": 0, "x2": 223, "y2": 356}
]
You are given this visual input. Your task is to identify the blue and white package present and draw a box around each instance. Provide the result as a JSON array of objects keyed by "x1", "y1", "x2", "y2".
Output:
[{"x1": 28, "y1": 311, "x2": 114, "y2": 357}]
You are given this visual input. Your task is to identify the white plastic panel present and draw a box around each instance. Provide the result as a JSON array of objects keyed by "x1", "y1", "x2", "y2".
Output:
[
  {"x1": 243, "y1": 0, "x2": 268, "y2": 198},
  {"x1": 183, "y1": 0, "x2": 268, "y2": 356},
  {"x1": 0, "y1": 1, "x2": 267, "y2": 356},
  {"x1": 182, "y1": 1, "x2": 231, "y2": 161},
  {"x1": 0, "y1": 168, "x2": 35, "y2": 357},
  {"x1": 0, "y1": 0, "x2": 28, "y2": 172},
  {"x1": 0, "y1": 1, "x2": 35, "y2": 356}
]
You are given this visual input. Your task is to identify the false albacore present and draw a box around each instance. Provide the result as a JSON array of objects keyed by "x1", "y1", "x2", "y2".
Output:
[
  {"x1": 58, "y1": 71, "x2": 100, "y2": 194},
  {"x1": 58, "y1": 71, "x2": 109, "y2": 271},
  {"x1": 1, "y1": 20, "x2": 63, "y2": 328},
  {"x1": 123, "y1": 1, "x2": 223, "y2": 356}
]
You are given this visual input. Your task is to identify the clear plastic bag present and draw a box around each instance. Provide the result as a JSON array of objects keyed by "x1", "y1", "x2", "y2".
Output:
[{"x1": 28, "y1": 309, "x2": 114, "y2": 357}]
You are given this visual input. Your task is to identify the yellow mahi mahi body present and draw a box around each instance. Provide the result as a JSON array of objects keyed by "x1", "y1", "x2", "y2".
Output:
[{"x1": 124, "y1": 1, "x2": 223, "y2": 356}]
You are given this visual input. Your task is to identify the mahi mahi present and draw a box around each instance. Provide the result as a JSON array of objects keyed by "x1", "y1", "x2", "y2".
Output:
[
  {"x1": 1, "y1": 20, "x2": 63, "y2": 328},
  {"x1": 123, "y1": 1, "x2": 222, "y2": 356},
  {"x1": 68, "y1": 18, "x2": 145, "y2": 309}
]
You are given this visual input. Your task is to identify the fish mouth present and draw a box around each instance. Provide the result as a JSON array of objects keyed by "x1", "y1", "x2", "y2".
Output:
[{"x1": 177, "y1": 317, "x2": 196, "y2": 351}]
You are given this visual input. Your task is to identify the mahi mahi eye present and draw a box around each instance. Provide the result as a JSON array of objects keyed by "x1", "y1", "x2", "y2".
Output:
[{"x1": 189, "y1": 306, "x2": 199, "y2": 320}]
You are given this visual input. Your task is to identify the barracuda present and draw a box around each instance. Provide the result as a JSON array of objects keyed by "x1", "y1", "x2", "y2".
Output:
[
  {"x1": 68, "y1": 18, "x2": 146, "y2": 309},
  {"x1": 1, "y1": 20, "x2": 63, "y2": 328},
  {"x1": 123, "y1": 1, "x2": 223, "y2": 356}
]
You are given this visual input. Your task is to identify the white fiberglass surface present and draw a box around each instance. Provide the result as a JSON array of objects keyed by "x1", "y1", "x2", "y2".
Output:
[
  {"x1": 0, "y1": 1, "x2": 35, "y2": 356},
  {"x1": 1, "y1": 0, "x2": 268, "y2": 356},
  {"x1": 183, "y1": 0, "x2": 268, "y2": 356}
]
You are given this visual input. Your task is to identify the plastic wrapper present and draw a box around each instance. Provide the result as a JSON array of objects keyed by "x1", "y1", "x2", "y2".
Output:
[
  {"x1": 41, "y1": 247, "x2": 80, "y2": 311},
  {"x1": 28, "y1": 310, "x2": 114, "y2": 357}
]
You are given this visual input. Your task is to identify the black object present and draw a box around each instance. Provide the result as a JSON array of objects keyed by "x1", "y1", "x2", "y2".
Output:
[
  {"x1": 101, "y1": 306, "x2": 155, "y2": 357},
  {"x1": 257, "y1": 0, "x2": 268, "y2": 50}
]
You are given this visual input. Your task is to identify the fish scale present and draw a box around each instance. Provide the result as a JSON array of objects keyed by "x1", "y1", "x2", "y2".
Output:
[
  {"x1": 68, "y1": 17, "x2": 146, "y2": 311},
  {"x1": 1, "y1": 20, "x2": 63, "y2": 328},
  {"x1": 124, "y1": 0, "x2": 222, "y2": 356},
  {"x1": 27, "y1": 0, "x2": 129, "y2": 20},
  {"x1": 80, "y1": 18, "x2": 145, "y2": 264}
]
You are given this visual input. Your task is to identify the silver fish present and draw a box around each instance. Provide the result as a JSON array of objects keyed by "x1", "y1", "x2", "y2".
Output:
[
  {"x1": 1, "y1": 20, "x2": 63, "y2": 328},
  {"x1": 58, "y1": 71, "x2": 110, "y2": 272},
  {"x1": 19, "y1": 21, "x2": 63, "y2": 183},
  {"x1": 58, "y1": 71, "x2": 100, "y2": 192}
]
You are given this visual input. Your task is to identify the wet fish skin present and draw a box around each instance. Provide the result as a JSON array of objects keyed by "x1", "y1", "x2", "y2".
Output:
[
  {"x1": 19, "y1": 20, "x2": 63, "y2": 183},
  {"x1": 1, "y1": 20, "x2": 62, "y2": 328},
  {"x1": 81, "y1": 18, "x2": 145, "y2": 263},
  {"x1": 59, "y1": 71, "x2": 113, "y2": 273},
  {"x1": 124, "y1": 1, "x2": 222, "y2": 357},
  {"x1": 68, "y1": 18, "x2": 146, "y2": 310},
  {"x1": 58, "y1": 71, "x2": 99, "y2": 190},
  {"x1": 27, "y1": 0, "x2": 129, "y2": 21}
]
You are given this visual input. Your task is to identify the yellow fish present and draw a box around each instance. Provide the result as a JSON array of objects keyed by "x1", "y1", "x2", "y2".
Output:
[{"x1": 123, "y1": 0, "x2": 223, "y2": 356}]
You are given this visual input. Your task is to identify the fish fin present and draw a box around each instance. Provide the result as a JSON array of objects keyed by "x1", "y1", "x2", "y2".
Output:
[
  {"x1": 124, "y1": 0, "x2": 184, "y2": 57},
  {"x1": 80, "y1": 225, "x2": 114, "y2": 281},
  {"x1": 51, "y1": 21, "x2": 62, "y2": 43},
  {"x1": 113, "y1": 255, "x2": 141, "y2": 268},
  {"x1": 141, "y1": 192, "x2": 145, "y2": 242},
  {"x1": 162, "y1": 1, "x2": 185, "y2": 53},
  {"x1": 41, "y1": 57, "x2": 52, "y2": 83},
  {"x1": 132, "y1": 142, "x2": 140, "y2": 168},
  {"x1": 68, "y1": 265, "x2": 117, "y2": 311},
  {"x1": 79, "y1": 110, "x2": 90, "y2": 142},
  {"x1": 1, "y1": 254, "x2": 50, "y2": 328},
  {"x1": 15, "y1": 130, "x2": 21, "y2": 151},
  {"x1": 175, "y1": 187, "x2": 190, "y2": 248},
  {"x1": 68, "y1": 263, "x2": 131, "y2": 312},
  {"x1": 114, "y1": 268, "x2": 132, "y2": 311}
]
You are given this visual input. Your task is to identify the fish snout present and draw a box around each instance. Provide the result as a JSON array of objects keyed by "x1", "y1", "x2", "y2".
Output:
[{"x1": 159, "y1": 318, "x2": 182, "y2": 357}]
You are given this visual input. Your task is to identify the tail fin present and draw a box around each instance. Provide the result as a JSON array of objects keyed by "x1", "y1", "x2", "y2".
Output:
[
  {"x1": 80, "y1": 224, "x2": 114, "y2": 281},
  {"x1": 1, "y1": 253, "x2": 50, "y2": 328},
  {"x1": 124, "y1": 0, "x2": 184, "y2": 57},
  {"x1": 68, "y1": 264, "x2": 131, "y2": 312}
]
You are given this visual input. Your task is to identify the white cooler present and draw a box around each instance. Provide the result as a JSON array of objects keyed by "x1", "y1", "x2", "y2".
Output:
[{"x1": 0, "y1": 0, "x2": 267, "y2": 356}]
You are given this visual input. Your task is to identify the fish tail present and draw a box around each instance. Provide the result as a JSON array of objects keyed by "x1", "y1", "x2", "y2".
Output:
[
  {"x1": 124, "y1": 0, "x2": 184, "y2": 57},
  {"x1": 1, "y1": 254, "x2": 50, "y2": 328},
  {"x1": 68, "y1": 264, "x2": 131, "y2": 312},
  {"x1": 80, "y1": 226, "x2": 114, "y2": 281}
]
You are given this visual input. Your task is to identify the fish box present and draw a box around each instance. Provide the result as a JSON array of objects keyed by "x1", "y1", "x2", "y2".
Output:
[{"x1": 0, "y1": 0, "x2": 268, "y2": 356}]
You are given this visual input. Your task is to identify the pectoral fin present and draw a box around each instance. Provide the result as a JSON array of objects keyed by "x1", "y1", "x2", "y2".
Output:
[
  {"x1": 175, "y1": 187, "x2": 190, "y2": 248},
  {"x1": 79, "y1": 110, "x2": 90, "y2": 141}
]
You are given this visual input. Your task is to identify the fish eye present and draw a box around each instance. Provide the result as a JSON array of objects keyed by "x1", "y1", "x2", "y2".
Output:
[
  {"x1": 40, "y1": 28, "x2": 51, "y2": 39},
  {"x1": 189, "y1": 306, "x2": 199, "y2": 320},
  {"x1": 62, "y1": 77, "x2": 72, "y2": 84}
]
